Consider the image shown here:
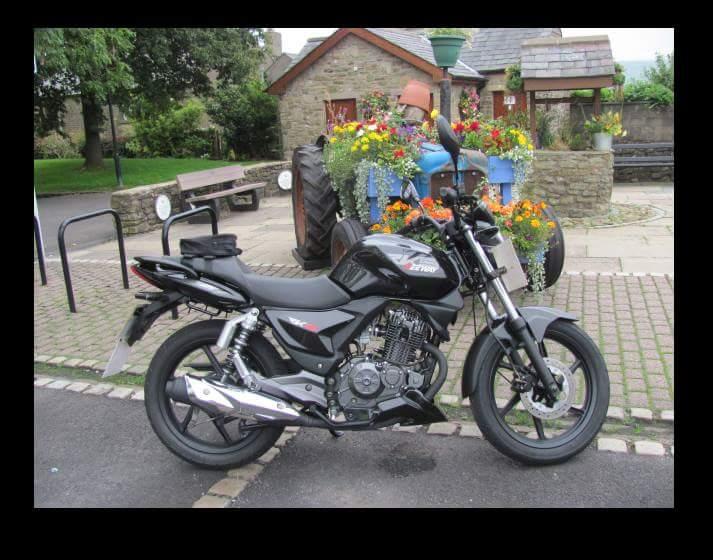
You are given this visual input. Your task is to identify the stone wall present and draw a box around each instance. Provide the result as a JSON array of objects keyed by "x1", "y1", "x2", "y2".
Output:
[
  {"x1": 275, "y1": 34, "x2": 465, "y2": 159},
  {"x1": 570, "y1": 102, "x2": 674, "y2": 143},
  {"x1": 522, "y1": 150, "x2": 613, "y2": 218},
  {"x1": 111, "y1": 161, "x2": 290, "y2": 235}
]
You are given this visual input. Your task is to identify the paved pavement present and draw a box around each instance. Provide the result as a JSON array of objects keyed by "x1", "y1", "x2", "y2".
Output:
[
  {"x1": 55, "y1": 184, "x2": 673, "y2": 273},
  {"x1": 34, "y1": 388, "x2": 225, "y2": 508},
  {"x1": 34, "y1": 388, "x2": 673, "y2": 508},
  {"x1": 232, "y1": 428, "x2": 673, "y2": 508},
  {"x1": 34, "y1": 259, "x2": 674, "y2": 412},
  {"x1": 36, "y1": 192, "x2": 115, "y2": 256}
]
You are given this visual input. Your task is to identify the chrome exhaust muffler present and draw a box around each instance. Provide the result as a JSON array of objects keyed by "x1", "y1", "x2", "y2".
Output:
[{"x1": 165, "y1": 376, "x2": 302, "y2": 423}]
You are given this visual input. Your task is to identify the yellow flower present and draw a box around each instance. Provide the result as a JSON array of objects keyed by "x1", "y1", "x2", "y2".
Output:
[
  {"x1": 518, "y1": 135, "x2": 526, "y2": 146},
  {"x1": 547, "y1": 221, "x2": 556, "y2": 229},
  {"x1": 351, "y1": 145, "x2": 358, "y2": 152},
  {"x1": 540, "y1": 202, "x2": 547, "y2": 209},
  {"x1": 370, "y1": 223, "x2": 382, "y2": 231},
  {"x1": 329, "y1": 137, "x2": 337, "y2": 144},
  {"x1": 528, "y1": 143, "x2": 533, "y2": 150},
  {"x1": 515, "y1": 215, "x2": 524, "y2": 223},
  {"x1": 531, "y1": 219, "x2": 541, "y2": 228},
  {"x1": 382, "y1": 226, "x2": 392, "y2": 234},
  {"x1": 430, "y1": 109, "x2": 439, "y2": 119},
  {"x1": 333, "y1": 125, "x2": 343, "y2": 134},
  {"x1": 361, "y1": 144, "x2": 369, "y2": 152}
]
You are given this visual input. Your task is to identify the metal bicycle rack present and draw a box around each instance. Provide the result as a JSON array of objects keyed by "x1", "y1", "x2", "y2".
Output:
[
  {"x1": 58, "y1": 209, "x2": 129, "y2": 313},
  {"x1": 34, "y1": 215, "x2": 47, "y2": 286},
  {"x1": 161, "y1": 205, "x2": 219, "y2": 319}
]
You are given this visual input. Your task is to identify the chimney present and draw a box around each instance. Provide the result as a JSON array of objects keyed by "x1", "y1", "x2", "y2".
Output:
[{"x1": 265, "y1": 29, "x2": 282, "y2": 59}]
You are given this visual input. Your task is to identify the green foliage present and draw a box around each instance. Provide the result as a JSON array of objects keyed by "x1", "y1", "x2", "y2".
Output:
[
  {"x1": 205, "y1": 79, "x2": 280, "y2": 159},
  {"x1": 536, "y1": 110, "x2": 555, "y2": 148},
  {"x1": 323, "y1": 140, "x2": 359, "y2": 217},
  {"x1": 500, "y1": 110, "x2": 529, "y2": 130},
  {"x1": 613, "y1": 62, "x2": 626, "y2": 86},
  {"x1": 34, "y1": 132, "x2": 80, "y2": 159},
  {"x1": 644, "y1": 51, "x2": 673, "y2": 90},
  {"x1": 559, "y1": 125, "x2": 590, "y2": 151},
  {"x1": 426, "y1": 28, "x2": 472, "y2": 40},
  {"x1": 623, "y1": 80, "x2": 673, "y2": 108},
  {"x1": 130, "y1": 99, "x2": 211, "y2": 158},
  {"x1": 505, "y1": 63, "x2": 523, "y2": 92}
]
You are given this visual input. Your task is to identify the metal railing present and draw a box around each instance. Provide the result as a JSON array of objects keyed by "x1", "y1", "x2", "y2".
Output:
[
  {"x1": 161, "y1": 205, "x2": 219, "y2": 318},
  {"x1": 34, "y1": 215, "x2": 47, "y2": 286},
  {"x1": 58, "y1": 209, "x2": 129, "y2": 313}
]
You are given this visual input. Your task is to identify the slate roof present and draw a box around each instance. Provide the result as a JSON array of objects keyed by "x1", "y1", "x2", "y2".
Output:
[
  {"x1": 281, "y1": 28, "x2": 484, "y2": 80},
  {"x1": 459, "y1": 28, "x2": 562, "y2": 73},
  {"x1": 520, "y1": 35, "x2": 615, "y2": 79}
]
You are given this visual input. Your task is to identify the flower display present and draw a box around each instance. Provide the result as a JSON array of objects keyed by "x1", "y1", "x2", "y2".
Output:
[
  {"x1": 323, "y1": 110, "x2": 424, "y2": 223},
  {"x1": 459, "y1": 87, "x2": 480, "y2": 121},
  {"x1": 370, "y1": 197, "x2": 452, "y2": 249},
  {"x1": 584, "y1": 111, "x2": 627, "y2": 137}
]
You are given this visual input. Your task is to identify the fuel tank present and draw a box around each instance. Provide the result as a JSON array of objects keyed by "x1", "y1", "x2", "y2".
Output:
[{"x1": 329, "y1": 234, "x2": 460, "y2": 300}]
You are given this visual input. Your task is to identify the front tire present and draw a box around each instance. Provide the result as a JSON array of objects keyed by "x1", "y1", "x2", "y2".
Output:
[
  {"x1": 144, "y1": 320, "x2": 286, "y2": 470},
  {"x1": 468, "y1": 319, "x2": 609, "y2": 465}
]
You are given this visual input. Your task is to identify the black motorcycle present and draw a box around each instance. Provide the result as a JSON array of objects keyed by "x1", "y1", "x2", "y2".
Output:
[{"x1": 104, "y1": 116, "x2": 609, "y2": 467}]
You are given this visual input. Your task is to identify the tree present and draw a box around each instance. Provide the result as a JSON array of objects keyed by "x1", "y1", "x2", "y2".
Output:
[
  {"x1": 34, "y1": 28, "x2": 267, "y2": 169},
  {"x1": 644, "y1": 51, "x2": 673, "y2": 91},
  {"x1": 206, "y1": 79, "x2": 280, "y2": 159},
  {"x1": 34, "y1": 28, "x2": 135, "y2": 169}
]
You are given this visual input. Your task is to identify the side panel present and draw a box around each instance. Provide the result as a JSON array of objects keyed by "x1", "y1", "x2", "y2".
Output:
[{"x1": 263, "y1": 297, "x2": 390, "y2": 376}]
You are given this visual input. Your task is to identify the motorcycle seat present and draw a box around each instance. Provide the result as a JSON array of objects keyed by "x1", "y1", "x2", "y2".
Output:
[{"x1": 179, "y1": 256, "x2": 350, "y2": 310}]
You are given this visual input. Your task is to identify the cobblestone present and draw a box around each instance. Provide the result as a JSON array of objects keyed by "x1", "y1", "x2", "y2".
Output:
[
  {"x1": 207, "y1": 478, "x2": 249, "y2": 498},
  {"x1": 630, "y1": 408, "x2": 654, "y2": 421},
  {"x1": 107, "y1": 387, "x2": 134, "y2": 399},
  {"x1": 597, "y1": 438, "x2": 628, "y2": 453},
  {"x1": 192, "y1": 495, "x2": 230, "y2": 508},
  {"x1": 46, "y1": 380, "x2": 71, "y2": 390},
  {"x1": 65, "y1": 382, "x2": 91, "y2": 393},
  {"x1": 427, "y1": 422, "x2": 458, "y2": 435},
  {"x1": 35, "y1": 262, "x2": 674, "y2": 412},
  {"x1": 634, "y1": 440, "x2": 666, "y2": 456},
  {"x1": 458, "y1": 423, "x2": 483, "y2": 438}
]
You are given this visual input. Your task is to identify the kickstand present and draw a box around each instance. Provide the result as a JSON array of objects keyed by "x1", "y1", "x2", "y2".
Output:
[{"x1": 329, "y1": 429, "x2": 344, "y2": 438}]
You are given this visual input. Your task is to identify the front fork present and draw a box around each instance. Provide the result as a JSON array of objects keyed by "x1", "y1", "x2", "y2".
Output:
[{"x1": 464, "y1": 227, "x2": 560, "y2": 400}]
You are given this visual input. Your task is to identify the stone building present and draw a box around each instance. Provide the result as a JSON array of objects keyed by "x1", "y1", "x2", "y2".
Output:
[{"x1": 267, "y1": 27, "x2": 565, "y2": 159}]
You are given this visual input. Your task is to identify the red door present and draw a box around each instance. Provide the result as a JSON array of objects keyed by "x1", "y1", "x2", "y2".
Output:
[
  {"x1": 493, "y1": 91, "x2": 527, "y2": 119},
  {"x1": 325, "y1": 99, "x2": 357, "y2": 127}
]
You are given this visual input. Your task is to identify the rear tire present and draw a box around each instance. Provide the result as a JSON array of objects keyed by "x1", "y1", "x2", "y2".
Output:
[
  {"x1": 291, "y1": 144, "x2": 338, "y2": 261},
  {"x1": 144, "y1": 320, "x2": 287, "y2": 470},
  {"x1": 543, "y1": 206, "x2": 565, "y2": 289},
  {"x1": 330, "y1": 218, "x2": 367, "y2": 266}
]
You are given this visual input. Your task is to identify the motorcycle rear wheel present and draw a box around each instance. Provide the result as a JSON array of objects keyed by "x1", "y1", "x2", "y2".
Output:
[
  {"x1": 144, "y1": 320, "x2": 286, "y2": 470},
  {"x1": 468, "y1": 319, "x2": 609, "y2": 465}
]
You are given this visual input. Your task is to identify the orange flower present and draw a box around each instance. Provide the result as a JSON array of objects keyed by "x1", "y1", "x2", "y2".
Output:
[
  {"x1": 382, "y1": 226, "x2": 392, "y2": 234},
  {"x1": 405, "y1": 209, "x2": 422, "y2": 224},
  {"x1": 370, "y1": 223, "x2": 382, "y2": 231}
]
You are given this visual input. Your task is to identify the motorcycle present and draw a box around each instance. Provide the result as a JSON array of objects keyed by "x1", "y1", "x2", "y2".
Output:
[{"x1": 104, "y1": 116, "x2": 609, "y2": 468}]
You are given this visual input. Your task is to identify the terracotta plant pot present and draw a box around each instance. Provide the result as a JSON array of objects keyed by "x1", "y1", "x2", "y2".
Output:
[{"x1": 429, "y1": 35, "x2": 466, "y2": 68}]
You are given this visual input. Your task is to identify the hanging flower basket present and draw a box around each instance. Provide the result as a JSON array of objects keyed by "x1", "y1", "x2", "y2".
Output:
[{"x1": 428, "y1": 35, "x2": 466, "y2": 68}]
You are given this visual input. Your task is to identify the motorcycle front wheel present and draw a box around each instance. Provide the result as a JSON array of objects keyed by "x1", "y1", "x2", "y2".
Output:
[{"x1": 469, "y1": 319, "x2": 609, "y2": 465}]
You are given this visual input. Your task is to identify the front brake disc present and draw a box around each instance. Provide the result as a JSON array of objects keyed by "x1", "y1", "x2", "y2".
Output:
[{"x1": 520, "y1": 357, "x2": 576, "y2": 420}]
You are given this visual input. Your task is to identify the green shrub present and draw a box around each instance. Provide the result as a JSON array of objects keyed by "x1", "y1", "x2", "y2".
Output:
[
  {"x1": 623, "y1": 80, "x2": 673, "y2": 108},
  {"x1": 499, "y1": 109, "x2": 528, "y2": 130},
  {"x1": 206, "y1": 79, "x2": 280, "y2": 160},
  {"x1": 131, "y1": 99, "x2": 212, "y2": 158},
  {"x1": 34, "y1": 132, "x2": 80, "y2": 159},
  {"x1": 505, "y1": 64, "x2": 523, "y2": 92},
  {"x1": 536, "y1": 110, "x2": 555, "y2": 148}
]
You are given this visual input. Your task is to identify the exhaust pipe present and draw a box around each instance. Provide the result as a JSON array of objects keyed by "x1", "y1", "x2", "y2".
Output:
[{"x1": 166, "y1": 376, "x2": 302, "y2": 423}]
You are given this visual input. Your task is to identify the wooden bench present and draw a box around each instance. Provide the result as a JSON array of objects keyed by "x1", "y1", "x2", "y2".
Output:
[
  {"x1": 176, "y1": 165, "x2": 266, "y2": 218},
  {"x1": 613, "y1": 143, "x2": 674, "y2": 168}
]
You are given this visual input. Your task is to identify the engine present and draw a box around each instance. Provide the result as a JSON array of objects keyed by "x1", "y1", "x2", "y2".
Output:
[{"x1": 331, "y1": 306, "x2": 431, "y2": 421}]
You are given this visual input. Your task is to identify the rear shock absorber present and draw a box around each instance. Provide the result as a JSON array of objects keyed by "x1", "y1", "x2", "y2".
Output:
[{"x1": 216, "y1": 308, "x2": 261, "y2": 389}]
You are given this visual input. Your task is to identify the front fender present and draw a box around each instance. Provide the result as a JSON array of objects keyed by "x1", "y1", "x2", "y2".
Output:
[{"x1": 460, "y1": 307, "x2": 577, "y2": 398}]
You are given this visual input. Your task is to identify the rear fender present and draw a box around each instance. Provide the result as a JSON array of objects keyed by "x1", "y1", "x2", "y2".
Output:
[
  {"x1": 460, "y1": 306, "x2": 577, "y2": 398},
  {"x1": 125, "y1": 292, "x2": 187, "y2": 346}
]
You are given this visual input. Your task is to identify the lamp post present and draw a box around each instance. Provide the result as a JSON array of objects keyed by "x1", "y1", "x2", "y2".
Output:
[{"x1": 439, "y1": 68, "x2": 451, "y2": 122}]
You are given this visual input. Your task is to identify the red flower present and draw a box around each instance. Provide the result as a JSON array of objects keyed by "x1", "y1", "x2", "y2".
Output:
[
  {"x1": 377, "y1": 123, "x2": 388, "y2": 132},
  {"x1": 492, "y1": 129, "x2": 500, "y2": 139},
  {"x1": 390, "y1": 127, "x2": 397, "y2": 135},
  {"x1": 453, "y1": 122, "x2": 465, "y2": 133},
  {"x1": 393, "y1": 148, "x2": 405, "y2": 158},
  {"x1": 355, "y1": 123, "x2": 363, "y2": 130},
  {"x1": 468, "y1": 121, "x2": 480, "y2": 131}
]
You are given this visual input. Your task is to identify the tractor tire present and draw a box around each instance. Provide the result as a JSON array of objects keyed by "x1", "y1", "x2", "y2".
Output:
[
  {"x1": 543, "y1": 205, "x2": 565, "y2": 289},
  {"x1": 291, "y1": 143, "x2": 338, "y2": 261},
  {"x1": 331, "y1": 218, "x2": 368, "y2": 267}
]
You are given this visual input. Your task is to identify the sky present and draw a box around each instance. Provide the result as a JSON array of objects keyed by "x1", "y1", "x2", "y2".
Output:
[{"x1": 273, "y1": 28, "x2": 674, "y2": 61}]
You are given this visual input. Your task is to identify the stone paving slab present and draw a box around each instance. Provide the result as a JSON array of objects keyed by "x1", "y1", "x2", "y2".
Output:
[{"x1": 35, "y1": 260, "x2": 674, "y2": 413}]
